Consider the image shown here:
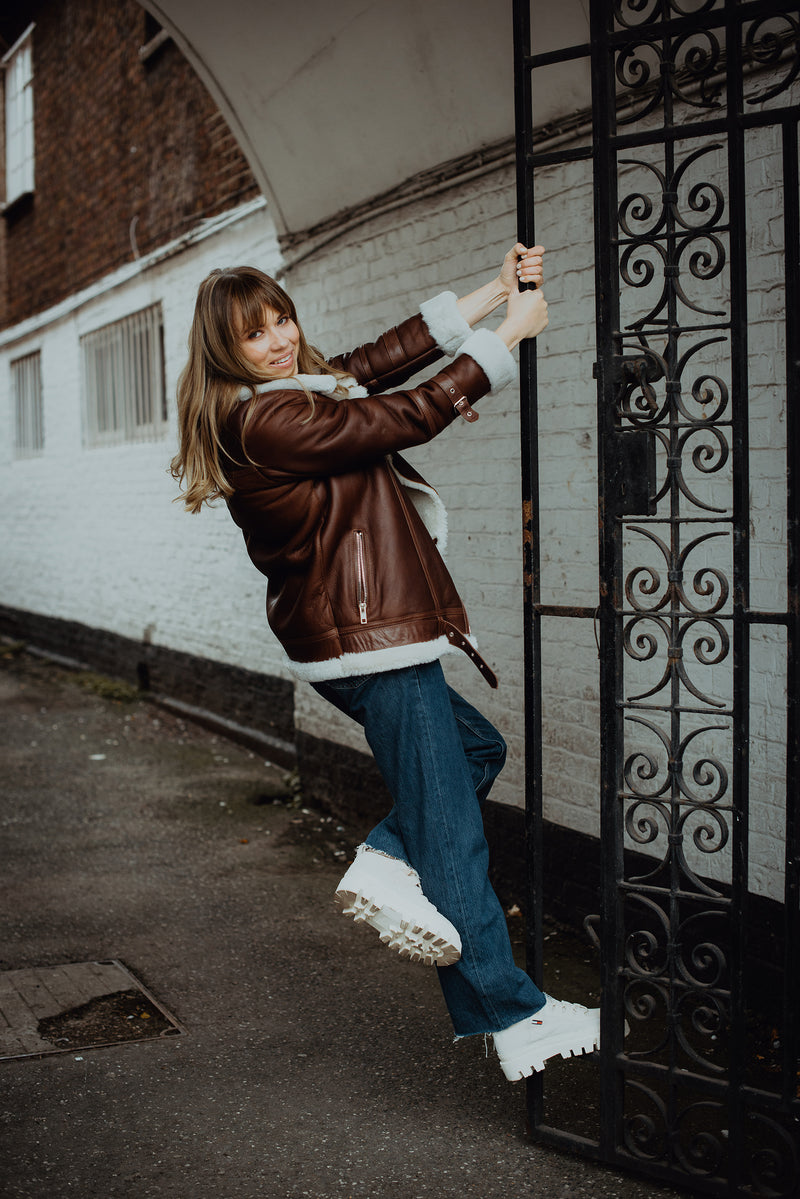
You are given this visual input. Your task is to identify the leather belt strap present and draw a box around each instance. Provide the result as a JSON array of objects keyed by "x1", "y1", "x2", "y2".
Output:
[
  {"x1": 453, "y1": 395, "x2": 479, "y2": 423},
  {"x1": 442, "y1": 381, "x2": 479, "y2": 423},
  {"x1": 441, "y1": 621, "x2": 498, "y2": 689}
]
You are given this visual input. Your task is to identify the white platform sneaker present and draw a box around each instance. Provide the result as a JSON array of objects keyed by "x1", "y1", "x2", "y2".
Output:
[
  {"x1": 493, "y1": 995, "x2": 601, "y2": 1080},
  {"x1": 334, "y1": 844, "x2": 462, "y2": 966}
]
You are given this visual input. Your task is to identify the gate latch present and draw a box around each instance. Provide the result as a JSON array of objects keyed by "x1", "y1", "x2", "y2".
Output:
[
  {"x1": 594, "y1": 355, "x2": 661, "y2": 517},
  {"x1": 607, "y1": 425, "x2": 657, "y2": 516}
]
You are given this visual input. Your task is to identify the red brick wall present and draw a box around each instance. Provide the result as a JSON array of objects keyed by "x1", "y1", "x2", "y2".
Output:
[{"x1": 1, "y1": 0, "x2": 260, "y2": 329}]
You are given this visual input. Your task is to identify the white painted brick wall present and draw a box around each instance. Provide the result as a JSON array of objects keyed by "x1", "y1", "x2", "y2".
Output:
[
  {"x1": 0, "y1": 207, "x2": 290, "y2": 683},
  {"x1": 1, "y1": 123, "x2": 792, "y2": 903}
]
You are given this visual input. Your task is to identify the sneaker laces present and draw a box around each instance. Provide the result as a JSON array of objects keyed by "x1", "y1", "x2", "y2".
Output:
[{"x1": 541, "y1": 995, "x2": 590, "y2": 1017}]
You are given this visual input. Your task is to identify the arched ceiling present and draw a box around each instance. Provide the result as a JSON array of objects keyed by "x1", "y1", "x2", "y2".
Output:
[{"x1": 143, "y1": 0, "x2": 591, "y2": 238}]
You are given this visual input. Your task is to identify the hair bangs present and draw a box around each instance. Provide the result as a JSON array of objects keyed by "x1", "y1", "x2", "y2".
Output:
[{"x1": 230, "y1": 277, "x2": 292, "y2": 338}]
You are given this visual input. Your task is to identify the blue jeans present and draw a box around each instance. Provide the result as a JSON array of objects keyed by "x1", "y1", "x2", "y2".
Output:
[{"x1": 312, "y1": 660, "x2": 545, "y2": 1037}]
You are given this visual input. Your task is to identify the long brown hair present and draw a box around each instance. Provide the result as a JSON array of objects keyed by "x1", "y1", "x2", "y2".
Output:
[{"x1": 169, "y1": 267, "x2": 349, "y2": 513}]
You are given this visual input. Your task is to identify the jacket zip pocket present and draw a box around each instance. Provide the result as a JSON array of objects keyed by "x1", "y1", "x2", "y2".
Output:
[{"x1": 354, "y1": 530, "x2": 368, "y2": 624}]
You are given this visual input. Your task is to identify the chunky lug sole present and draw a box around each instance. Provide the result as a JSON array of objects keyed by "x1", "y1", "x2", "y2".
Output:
[
  {"x1": 496, "y1": 1023, "x2": 600, "y2": 1081},
  {"x1": 335, "y1": 886, "x2": 461, "y2": 967}
]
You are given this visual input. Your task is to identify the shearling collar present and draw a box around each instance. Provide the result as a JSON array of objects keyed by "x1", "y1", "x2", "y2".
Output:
[{"x1": 238, "y1": 374, "x2": 368, "y2": 401}]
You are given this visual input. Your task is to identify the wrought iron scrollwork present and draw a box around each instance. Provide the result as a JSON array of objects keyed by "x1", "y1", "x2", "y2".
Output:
[
  {"x1": 619, "y1": 147, "x2": 728, "y2": 326},
  {"x1": 614, "y1": 0, "x2": 720, "y2": 32},
  {"x1": 614, "y1": 7, "x2": 800, "y2": 120},
  {"x1": 605, "y1": 3, "x2": 800, "y2": 1189},
  {"x1": 610, "y1": 3, "x2": 742, "y2": 1173},
  {"x1": 625, "y1": 526, "x2": 729, "y2": 615},
  {"x1": 745, "y1": 1112, "x2": 800, "y2": 1197},
  {"x1": 516, "y1": 0, "x2": 800, "y2": 1190},
  {"x1": 615, "y1": 29, "x2": 725, "y2": 122},
  {"x1": 744, "y1": 14, "x2": 800, "y2": 103}
]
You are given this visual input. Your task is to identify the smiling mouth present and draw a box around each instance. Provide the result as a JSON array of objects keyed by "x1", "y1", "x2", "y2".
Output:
[{"x1": 271, "y1": 353, "x2": 294, "y2": 367}]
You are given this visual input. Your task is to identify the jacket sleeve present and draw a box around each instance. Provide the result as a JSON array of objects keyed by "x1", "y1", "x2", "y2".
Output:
[
  {"x1": 236, "y1": 332, "x2": 516, "y2": 479},
  {"x1": 330, "y1": 292, "x2": 472, "y2": 393}
]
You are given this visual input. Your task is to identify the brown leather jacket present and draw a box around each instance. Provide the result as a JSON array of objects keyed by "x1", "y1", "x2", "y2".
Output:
[{"x1": 223, "y1": 308, "x2": 509, "y2": 687}]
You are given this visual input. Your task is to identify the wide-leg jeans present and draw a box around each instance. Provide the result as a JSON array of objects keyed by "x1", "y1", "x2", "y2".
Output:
[{"x1": 312, "y1": 660, "x2": 545, "y2": 1037}]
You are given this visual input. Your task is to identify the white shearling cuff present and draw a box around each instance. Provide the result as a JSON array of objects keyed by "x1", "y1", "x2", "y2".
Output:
[
  {"x1": 456, "y1": 328, "x2": 517, "y2": 393},
  {"x1": 419, "y1": 291, "x2": 472, "y2": 356}
]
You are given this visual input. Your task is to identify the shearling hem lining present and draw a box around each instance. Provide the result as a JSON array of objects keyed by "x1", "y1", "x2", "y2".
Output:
[
  {"x1": 419, "y1": 292, "x2": 472, "y2": 357},
  {"x1": 283, "y1": 633, "x2": 478, "y2": 683},
  {"x1": 456, "y1": 328, "x2": 517, "y2": 393},
  {"x1": 386, "y1": 457, "x2": 448, "y2": 554}
]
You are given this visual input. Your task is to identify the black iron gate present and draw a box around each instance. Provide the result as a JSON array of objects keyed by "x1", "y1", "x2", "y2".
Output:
[{"x1": 514, "y1": 1, "x2": 799, "y2": 1193}]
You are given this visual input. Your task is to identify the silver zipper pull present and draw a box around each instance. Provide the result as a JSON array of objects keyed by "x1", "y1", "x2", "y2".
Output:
[{"x1": 355, "y1": 531, "x2": 368, "y2": 624}]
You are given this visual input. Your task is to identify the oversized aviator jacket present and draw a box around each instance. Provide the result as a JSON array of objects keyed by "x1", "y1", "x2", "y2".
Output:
[{"x1": 222, "y1": 292, "x2": 518, "y2": 687}]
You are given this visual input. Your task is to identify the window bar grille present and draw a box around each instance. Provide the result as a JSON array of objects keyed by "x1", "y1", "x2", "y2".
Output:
[
  {"x1": 12, "y1": 352, "x2": 43, "y2": 456},
  {"x1": 81, "y1": 305, "x2": 165, "y2": 446}
]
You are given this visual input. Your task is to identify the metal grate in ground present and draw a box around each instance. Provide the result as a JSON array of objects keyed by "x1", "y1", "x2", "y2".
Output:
[{"x1": 0, "y1": 960, "x2": 184, "y2": 1060}]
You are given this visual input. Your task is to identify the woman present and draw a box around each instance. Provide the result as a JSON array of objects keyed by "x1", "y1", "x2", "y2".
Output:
[{"x1": 170, "y1": 245, "x2": 600, "y2": 1080}]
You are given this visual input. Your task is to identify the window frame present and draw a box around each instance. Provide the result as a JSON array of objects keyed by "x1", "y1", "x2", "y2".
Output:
[{"x1": 2, "y1": 23, "x2": 35, "y2": 209}]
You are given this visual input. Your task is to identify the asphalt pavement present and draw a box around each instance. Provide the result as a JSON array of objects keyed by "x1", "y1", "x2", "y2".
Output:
[{"x1": 0, "y1": 645, "x2": 696, "y2": 1199}]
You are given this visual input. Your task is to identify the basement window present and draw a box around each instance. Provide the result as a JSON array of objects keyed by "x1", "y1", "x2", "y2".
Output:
[
  {"x1": 12, "y1": 350, "x2": 43, "y2": 457},
  {"x1": 2, "y1": 24, "x2": 35, "y2": 210},
  {"x1": 82, "y1": 305, "x2": 167, "y2": 447}
]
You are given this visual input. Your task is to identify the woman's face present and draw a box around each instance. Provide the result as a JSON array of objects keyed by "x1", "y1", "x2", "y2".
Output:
[{"x1": 234, "y1": 305, "x2": 300, "y2": 379}]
